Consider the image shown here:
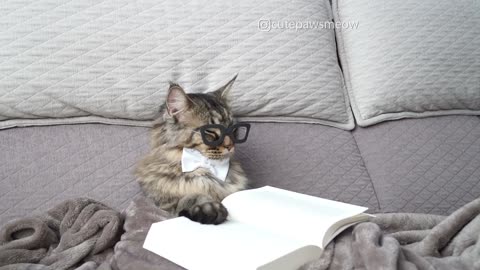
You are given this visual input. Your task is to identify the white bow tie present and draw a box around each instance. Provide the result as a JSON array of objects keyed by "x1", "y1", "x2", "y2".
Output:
[{"x1": 181, "y1": 148, "x2": 230, "y2": 181}]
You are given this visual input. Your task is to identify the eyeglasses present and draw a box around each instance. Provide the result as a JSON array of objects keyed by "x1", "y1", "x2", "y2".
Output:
[{"x1": 196, "y1": 123, "x2": 251, "y2": 147}]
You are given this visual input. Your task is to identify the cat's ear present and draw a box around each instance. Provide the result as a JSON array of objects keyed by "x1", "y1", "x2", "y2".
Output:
[
  {"x1": 166, "y1": 83, "x2": 191, "y2": 116},
  {"x1": 214, "y1": 74, "x2": 237, "y2": 100}
]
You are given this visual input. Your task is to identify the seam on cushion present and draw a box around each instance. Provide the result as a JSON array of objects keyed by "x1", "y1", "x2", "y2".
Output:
[
  {"x1": 328, "y1": 0, "x2": 355, "y2": 129},
  {"x1": 0, "y1": 115, "x2": 355, "y2": 130},
  {"x1": 327, "y1": 0, "x2": 355, "y2": 129},
  {"x1": 351, "y1": 129, "x2": 381, "y2": 211},
  {"x1": 356, "y1": 110, "x2": 480, "y2": 127},
  {"x1": 331, "y1": 0, "x2": 364, "y2": 125}
]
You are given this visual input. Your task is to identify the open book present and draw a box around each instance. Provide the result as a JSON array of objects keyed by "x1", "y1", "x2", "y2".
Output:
[{"x1": 143, "y1": 186, "x2": 370, "y2": 270}]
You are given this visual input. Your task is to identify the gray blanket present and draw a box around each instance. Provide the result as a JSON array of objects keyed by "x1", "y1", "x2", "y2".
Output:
[
  {"x1": 0, "y1": 198, "x2": 123, "y2": 270},
  {"x1": 3, "y1": 195, "x2": 478, "y2": 270},
  {"x1": 104, "y1": 196, "x2": 480, "y2": 270},
  {"x1": 98, "y1": 197, "x2": 178, "y2": 270},
  {"x1": 302, "y1": 197, "x2": 480, "y2": 270}
]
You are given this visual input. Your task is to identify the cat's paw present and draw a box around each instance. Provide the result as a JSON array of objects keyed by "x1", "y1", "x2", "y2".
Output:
[{"x1": 179, "y1": 201, "x2": 228, "y2": 225}]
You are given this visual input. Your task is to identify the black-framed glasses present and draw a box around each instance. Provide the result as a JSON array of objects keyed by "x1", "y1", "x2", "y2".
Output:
[{"x1": 197, "y1": 123, "x2": 251, "y2": 147}]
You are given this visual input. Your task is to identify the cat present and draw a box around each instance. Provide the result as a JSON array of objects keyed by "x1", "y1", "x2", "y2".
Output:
[{"x1": 135, "y1": 76, "x2": 248, "y2": 225}]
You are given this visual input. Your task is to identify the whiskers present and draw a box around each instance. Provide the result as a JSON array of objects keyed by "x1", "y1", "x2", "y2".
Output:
[{"x1": 205, "y1": 149, "x2": 229, "y2": 160}]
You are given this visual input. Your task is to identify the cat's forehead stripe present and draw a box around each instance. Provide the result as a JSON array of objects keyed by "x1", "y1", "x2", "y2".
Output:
[
  {"x1": 211, "y1": 111, "x2": 223, "y2": 124},
  {"x1": 223, "y1": 108, "x2": 232, "y2": 123},
  {"x1": 184, "y1": 92, "x2": 232, "y2": 125}
]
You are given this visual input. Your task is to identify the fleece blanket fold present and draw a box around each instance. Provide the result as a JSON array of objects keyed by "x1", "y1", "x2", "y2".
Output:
[
  {"x1": 106, "y1": 196, "x2": 480, "y2": 270},
  {"x1": 98, "y1": 197, "x2": 178, "y2": 270},
  {"x1": 302, "y1": 197, "x2": 480, "y2": 270},
  {"x1": 0, "y1": 198, "x2": 123, "y2": 270},
  {"x1": 3, "y1": 195, "x2": 480, "y2": 270}
]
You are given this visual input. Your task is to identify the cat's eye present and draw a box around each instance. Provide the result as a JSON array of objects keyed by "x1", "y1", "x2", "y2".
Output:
[
  {"x1": 198, "y1": 123, "x2": 250, "y2": 147},
  {"x1": 204, "y1": 128, "x2": 221, "y2": 141},
  {"x1": 198, "y1": 125, "x2": 224, "y2": 146}
]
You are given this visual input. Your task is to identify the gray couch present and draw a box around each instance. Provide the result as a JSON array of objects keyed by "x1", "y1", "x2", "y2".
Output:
[
  {"x1": 2, "y1": 115, "x2": 480, "y2": 226},
  {"x1": 1, "y1": 0, "x2": 480, "y2": 227}
]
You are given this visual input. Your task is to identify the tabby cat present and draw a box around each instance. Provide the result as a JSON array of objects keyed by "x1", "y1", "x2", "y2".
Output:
[{"x1": 135, "y1": 76, "x2": 248, "y2": 225}]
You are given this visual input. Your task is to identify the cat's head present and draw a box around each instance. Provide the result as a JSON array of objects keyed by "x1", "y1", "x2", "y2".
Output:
[{"x1": 155, "y1": 76, "x2": 238, "y2": 160}]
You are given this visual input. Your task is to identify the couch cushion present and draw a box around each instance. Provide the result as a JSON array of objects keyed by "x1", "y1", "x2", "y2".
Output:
[
  {"x1": 334, "y1": 0, "x2": 480, "y2": 126},
  {"x1": 0, "y1": 123, "x2": 377, "y2": 226},
  {"x1": 354, "y1": 116, "x2": 480, "y2": 215},
  {"x1": 237, "y1": 123, "x2": 379, "y2": 211},
  {"x1": 0, "y1": 0, "x2": 353, "y2": 130},
  {"x1": 0, "y1": 124, "x2": 149, "y2": 226}
]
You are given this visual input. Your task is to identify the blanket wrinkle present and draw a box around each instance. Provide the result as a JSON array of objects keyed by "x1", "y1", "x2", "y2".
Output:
[
  {"x1": 417, "y1": 197, "x2": 480, "y2": 257},
  {"x1": 0, "y1": 198, "x2": 123, "y2": 270},
  {"x1": 98, "y1": 197, "x2": 177, "y2": 270},
  {"x1": 4, "y1": 195, "x2": 480, "y2": 270},
  {"x1": 102, "y1": 196, "x2": 480, "y2": 270},
  {"x1": 302, "y1": 196, "x2": 480, "y2": 270}
]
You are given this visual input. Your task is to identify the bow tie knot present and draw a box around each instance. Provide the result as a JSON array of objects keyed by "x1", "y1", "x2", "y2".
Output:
[{"x1": 181, "y1": 148, "x2": 230, "y2": 181}]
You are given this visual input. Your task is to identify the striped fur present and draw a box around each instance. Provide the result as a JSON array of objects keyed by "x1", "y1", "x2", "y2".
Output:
[{"x1": 135, "y1": 78, "x2": 248, "y2": 224}]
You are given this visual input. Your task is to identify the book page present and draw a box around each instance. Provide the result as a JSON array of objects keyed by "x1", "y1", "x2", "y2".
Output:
[
  {"x1": 143, "y1": 217, "x2": 319, "y2": 270},
  {"x1": 222, "y1": 186, "x2": 368, "y2": 248}
]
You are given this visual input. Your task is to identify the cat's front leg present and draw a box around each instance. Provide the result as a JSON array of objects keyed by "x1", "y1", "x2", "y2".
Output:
[{"x1": 176, "y1": 194, "x2": 228, "y2": 225}]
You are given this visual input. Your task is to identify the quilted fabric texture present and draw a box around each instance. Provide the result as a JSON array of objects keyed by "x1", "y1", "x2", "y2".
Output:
[
  {"x1": 0, "y1": 125, "x2": 148, "y2": 226},
  {"x1": 0, "y1": 123, "x2": 377, "y2": 226},
  {"x1": 354, "y1": 116, "x2": 480, "y2": 214},
  {"x1": 236, "y1": 123, "x2": 379, "y2": 211},
  {"x1": 334, "y1": 0, "x2": 480, "y2": 126},
  {"x1": 0, "y1": 0, "x2": 353, "y2": 130}
]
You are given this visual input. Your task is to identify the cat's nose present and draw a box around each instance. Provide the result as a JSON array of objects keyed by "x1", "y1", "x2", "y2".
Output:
[{"x1": 223, "y1": 136, "x2": 234, "y2": 151}]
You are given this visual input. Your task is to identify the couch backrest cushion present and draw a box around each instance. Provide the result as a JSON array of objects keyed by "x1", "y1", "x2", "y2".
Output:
[
  {"x1": 334, "y1": 0, "x2": 480, "y2": 127},
  {"x1": 0, "y1": 0, "x2": 354, "y2": 130}
]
